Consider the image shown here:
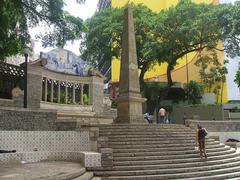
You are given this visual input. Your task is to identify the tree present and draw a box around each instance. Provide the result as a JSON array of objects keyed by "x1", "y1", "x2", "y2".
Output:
[
  {"x1": 81, "y1": 4, "x2": 159, "y2": 86},
  {"x1": 234, "y1": 70, "x2": 240, "y2": 88},
  {"x1": 80, "y1": 7, "x2": 123, "y2": 76},
  {"x1": 185, "y1": 80, "x2": 203, "y2": 104},
  {"x1": 217, "y1": 1, "x2": 240, "y2": 58},
  {"x1": 195, "y1": 50, "x2": 227, "y2": 103},
  {"x1": 0, "y1": 0, "x2": 86, "y2": 61},
  {"x1": 154, "y1": 0, "x2": 225, "y2": 87}
]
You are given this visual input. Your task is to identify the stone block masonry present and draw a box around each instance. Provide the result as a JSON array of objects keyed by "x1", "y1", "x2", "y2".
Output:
[{"x1": 0, "y1": 107, "x2": 57, "y2": 130}]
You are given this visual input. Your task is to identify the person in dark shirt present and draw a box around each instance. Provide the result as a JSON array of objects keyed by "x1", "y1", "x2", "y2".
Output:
[
  {"x1": 196, "y1": 124, "x2": 208, "y2": 159},
  {"x1": 0, "y1": 149, "x2": 16, "y2": 153}
]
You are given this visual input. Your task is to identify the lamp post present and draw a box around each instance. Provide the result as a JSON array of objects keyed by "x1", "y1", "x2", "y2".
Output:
[
  {"x1": 186, "y1": 54, "x2": 189, "y2": 104},
  {"x1": 23, "y1": 48, "x2": 29, "y2": 108}
]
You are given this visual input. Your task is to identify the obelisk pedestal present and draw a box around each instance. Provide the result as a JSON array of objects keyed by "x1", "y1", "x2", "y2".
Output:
[{"x1": 115, "y1": 5, "x2": 146, "y2": 124}]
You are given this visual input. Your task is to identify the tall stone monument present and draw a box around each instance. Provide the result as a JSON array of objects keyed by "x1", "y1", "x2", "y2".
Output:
[{"x1": 115, "y1": 5, "x2": 146, "y2": 124}]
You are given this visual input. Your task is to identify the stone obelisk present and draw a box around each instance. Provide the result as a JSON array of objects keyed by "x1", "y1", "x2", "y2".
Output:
[{"x1": 115, "y1": 5, "x2": 146, "y2": 124}]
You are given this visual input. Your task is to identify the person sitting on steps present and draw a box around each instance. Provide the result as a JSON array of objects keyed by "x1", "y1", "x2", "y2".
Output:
[
  {"x1": 144, "y1": 112, "x2": 152, "y2": 124},
  {"x1": 196, "y1": 124, "x2": 208, "y2": 159},
  {"x1": 0, "y1": 149, "x2": 16, "y2": 153}
]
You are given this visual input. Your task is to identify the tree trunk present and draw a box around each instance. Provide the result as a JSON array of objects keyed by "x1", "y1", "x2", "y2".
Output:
[
  {"x1": 167, "y1": 64, "x2": 173, "y2": 87},
  {"x1": 139, "y1": 65, "x2": 147, "y2": 91}
]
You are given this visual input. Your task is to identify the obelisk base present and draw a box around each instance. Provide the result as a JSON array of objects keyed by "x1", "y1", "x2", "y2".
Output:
[{"x1": 115, "y1": 95, "x2": 146, "y2": 124}]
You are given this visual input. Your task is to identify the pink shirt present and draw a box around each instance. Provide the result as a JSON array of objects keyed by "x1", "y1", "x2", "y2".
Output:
[{"x1": 159, "y1": 108, "x2": 166, "y2": 116}]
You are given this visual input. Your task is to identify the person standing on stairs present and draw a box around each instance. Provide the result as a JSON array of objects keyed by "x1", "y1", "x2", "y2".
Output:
[
  {"x1": 158, "y1": 107, "x2": 166, "y2": 124},
  {"x1": 196, "y1": 124, "x2": 208, "y2": 159}
]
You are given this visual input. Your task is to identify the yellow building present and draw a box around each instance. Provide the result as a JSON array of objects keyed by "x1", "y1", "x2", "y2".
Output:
[{"x1": 111, "y1": 0, "x2": 227, "y2": 103}]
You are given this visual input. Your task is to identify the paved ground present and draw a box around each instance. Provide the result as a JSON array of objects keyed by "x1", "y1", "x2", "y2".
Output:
[{"x1": 0, "y1": 161, "x2": 85, "y2": 180}]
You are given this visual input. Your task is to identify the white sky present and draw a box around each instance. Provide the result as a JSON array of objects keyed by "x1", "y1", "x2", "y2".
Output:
[{"x1": 29, "y1": 0, "x2": 98, "y2": 58}]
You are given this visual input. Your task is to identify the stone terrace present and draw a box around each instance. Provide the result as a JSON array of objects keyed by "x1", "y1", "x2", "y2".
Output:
[{"x1": 92, "y1": 124, "x2": 240, "y2": 179}]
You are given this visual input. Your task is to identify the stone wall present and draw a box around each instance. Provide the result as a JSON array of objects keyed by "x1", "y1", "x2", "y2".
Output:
[
  {"x1": 186, "y1": 119, "x2": 240, "y2": 132},
  {"x1": 186, "y1": 119, "x2": 240, "y2": 144},
  {"x1": 91, "y1": 77, "x2": 104, "y2": 115},
  {"x1": 0, "y1": 98, "x2": 15, "y2": 107},
  {"x1": 0, "y1": 107, "x2": 57, "y2": 130},
  {"x1": 0, "y1": 131, "x2": 90, "y2": 152},
  {"x1": 208, "y1": 132, "x2": 240, "y2": 143},
  {"x1": 173, "y1": 105, "x2": 224, "y2": 124},
  {"x1": 27, "y1": 73, "x2": 42, "y2": 108},
  {"x1": 0, "y1": 87, "x2": 24, "y2": 108}
]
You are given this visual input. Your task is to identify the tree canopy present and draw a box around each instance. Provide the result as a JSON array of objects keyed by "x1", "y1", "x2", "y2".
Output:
[
  {"x1": 81, "y1": 4, "x2": 158, "y2": 84},
  {"x1": 154, "y1": 0, "x2": 229, "y2": 86},
  {"x1": 0, "y1": 0, "x2": 86, "y2": 61},
  {"x1": 234, "y1": 70, "x2": 240, "y2": 88},
  {"x1": 81, "y1": 1, "x2": 240, "y2": 88}
]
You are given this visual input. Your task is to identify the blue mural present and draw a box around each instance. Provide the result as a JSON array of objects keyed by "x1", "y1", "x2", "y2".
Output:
[{"x1": 40, "y1": 48, "x2": 91, "y2": 77}]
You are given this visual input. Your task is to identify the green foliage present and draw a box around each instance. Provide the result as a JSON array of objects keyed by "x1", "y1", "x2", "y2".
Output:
[
  {"x1": 81, "y1": 1, "x2": 240, "y2": 88},
  {"x1": 195, "y1": 50, "x2": 227, "y2": 93},
  {"x1": 142, "y1": 82, "x2": 167, "y2": 114},
  {"x1": 185, "y1": 80, "x2": 203, "y2": 104},
  {"x1": 81, "y1": 4, "x2": 159, "y2": 86},
  {"x1": 216, "y1": 1, "x2": 240, "y2": 58},
  {"x1": 234, "y1": 70, "x2": 240, "y2": 88},
  {"x1": 155, "y1": 0, "x2": 225, "y2": 86},
  {"x1": 83, "y1": 94, "x2": 89, "y2": 105},
  {"x1": 0, "y1": 0, "x2": 86, "y2": 61}
]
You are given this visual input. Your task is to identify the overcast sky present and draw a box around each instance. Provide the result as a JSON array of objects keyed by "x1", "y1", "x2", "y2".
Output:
[{"x1": 29, "y1": 0, "x2": 99, "y2": 57}]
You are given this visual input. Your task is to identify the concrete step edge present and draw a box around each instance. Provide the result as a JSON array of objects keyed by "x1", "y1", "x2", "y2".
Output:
[
  {"x1": 95, "y1": 160, "x2": 240, "y2": 176},
  {"x1": 113, "y1": 149, "x2": 236, "y2": 161},
  {"x1": 113, "y1": 146, "x2": 231, "y2": 157},
  {"x1": 113, "y1": 152, "x2": 240, "y2": 166},
  {"x1": 110, "y1": 156, "x2": 240, "y2": 171}
]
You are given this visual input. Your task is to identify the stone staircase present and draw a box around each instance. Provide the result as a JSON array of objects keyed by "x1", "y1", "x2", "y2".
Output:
[{"x1": 93, "y1": 124, "x2": 240, "y2": 179}]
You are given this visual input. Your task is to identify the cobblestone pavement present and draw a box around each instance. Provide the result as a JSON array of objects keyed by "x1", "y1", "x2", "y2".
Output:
[{"x1": 0, "y1": 161, "x2": 84, "y2": 180}]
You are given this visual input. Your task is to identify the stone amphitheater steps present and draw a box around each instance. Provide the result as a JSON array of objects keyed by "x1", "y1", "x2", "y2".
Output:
[
  {"x1": 101, "y1": 142, "x2": 219, "y2": 149},
  {"x1": 113, "y1": 152, "x2": 240, "y2": 166},
  {"x1": 113, "y1": 143, "x2": 224, "y2": 153},
  {"x1": 112, "y1": 149, "x2": 236, "y2": 162},
  {"x1": 72, "y1": 171, "x2": 94, "y2": 180},
  {"x1": 94, "y1": 124, "x2": 240, "y2": 179},
  {"x1": 113, "y1": 146, "x2": 231, "y2": 157},
  {"x1": 95, "y1": 159, "x2": 240, "y2": 176},
  {"x1": 110, "y1": 155, "x2": 240, "y2": 171}
]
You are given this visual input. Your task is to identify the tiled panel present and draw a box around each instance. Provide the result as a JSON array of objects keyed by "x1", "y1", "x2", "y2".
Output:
[{"x1": 0, "y1": 131, "x2": 90, "y2": 152}]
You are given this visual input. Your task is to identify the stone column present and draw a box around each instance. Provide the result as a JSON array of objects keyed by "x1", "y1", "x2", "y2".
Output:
[
  {"x1": 27, "y1": 64, "x2": 42, "y2": 108},
  {"x1": 90, "y1": 77, "x2": 104, "y2": 115},
  {"x1": 58, "y1": 81, "x2": 60, "y2": 103},
  {"x1": 44, "y1": 78, "x2": 47, "y2": 102},
  {"x1": 80, "y1": 84, "x2": 84, "y2": 105},
  {"x1": 73, "y1": 84, "x2": 76, "y2": 104},
  {"x1": 115, "y1": 5, "x2": 145, "y2": 124},
  {"x1": 50, "y1": 79, "x2": 53, "y2": 102},
  {"x1": 65, "y1": 83, "x2": 68, "y2": 104},
  {"x1": 100, "y1": 148, "x2": 113, "y2": 169}
]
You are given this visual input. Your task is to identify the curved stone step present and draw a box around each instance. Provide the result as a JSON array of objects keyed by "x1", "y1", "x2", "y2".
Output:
[
  {"x1": 113, "y1": 152, "x2": 240, "y2": 166},
  {"x1": 107, "y1": 139, "x2": 216, "y2": 145},
  {"x1": 98, "y1": 124, "x2": 188, "y2": 128},
  {"x1": 96, "y1": 160, "x2": 240, "y2": 177},
  {"x1": 112, "y1": 143, "x2": 224, "y2": 153},
  {"x1": 109, "y1": 140, "x2": 196, "y2": 145},
  {"x1": 102, "y1": 166, "x2": 240, "y2": 179},
  {"x1": 72, "y1": 172, "x2": 94, "y2": 180},
  {"x1": 108, "y1": 134, "x2": 197, "y2": 141},
  {"x1": 113, "y1": 146, "x2": 231, "y2": 157},
  {"x1": 103, "y1": 141, "x2": 220, "y2": 149},
  {"x1": 107, "y1": 134, "x2": 196, "y2": 139},
  {"x1": 104, "y1": 144, "x2": 221, "y2": 150},
  {"x1": 99, "y1": 129, "x2": 194, "y2": 135},
  {"x1": 113, "y1": 149, "x2": 236, "y2": 161},
  {"x1": 110, "y1": 155, "x2": 240, "y2": 171},
  {"x1": 180, "y1": 171, "x2": 240, "y2": 180}
]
